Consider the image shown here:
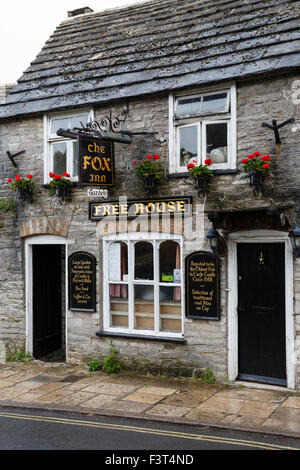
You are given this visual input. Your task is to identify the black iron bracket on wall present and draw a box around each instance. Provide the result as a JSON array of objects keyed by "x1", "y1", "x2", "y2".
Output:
[
  {"x1": 261, "y1": 118, "x2": 295, "y2": 152},
  {"x1": 57, "y1": 104, "x2": 164, "y2": 144},
  {"x1": 6, "y1": 150, "x2": 25, "y2": 168}
]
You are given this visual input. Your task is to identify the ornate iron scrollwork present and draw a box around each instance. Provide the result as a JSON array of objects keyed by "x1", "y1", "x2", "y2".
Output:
[{"x1": 80, "y1": 104, "x2": 129, "y2": 135}]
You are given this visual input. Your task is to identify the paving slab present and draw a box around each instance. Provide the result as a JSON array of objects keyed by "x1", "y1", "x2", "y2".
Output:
[
  {"x1": 123, "y1": 391, "x2": 167, "y2": 404},
  {"x1": 79, "y1": 394, "x2": 115, "y2": 409},
  {"x1": 35, "y1": 390, "x2": 74, "y2": 404},
  {"x1": 82, "y1": 383, "x2": 138, "y2": 396},
  {"x1": 101, "y1": 400, "x2": 151, "y2": 413},
  {"x1": 196, "y1": 396, "x2": 245, "y2": 415},
  {"x1": 146, "y1": 404, "x2": 192, "y2": 418}
]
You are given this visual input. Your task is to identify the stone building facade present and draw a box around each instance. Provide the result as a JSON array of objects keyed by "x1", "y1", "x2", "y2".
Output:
[{"x1": 0, "y1": 0, "x2": 300, "y2": 389}]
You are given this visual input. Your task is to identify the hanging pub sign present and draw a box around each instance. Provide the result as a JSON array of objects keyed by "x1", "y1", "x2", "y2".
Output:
[
  {"x1": 68, "y1": 252, "x2": 96, "y2": 312},
  {"x1": 78, "y1": 136, "x2": 115, "y2": 186},
  {"x1": 185, "y1": 251, "x2": 220, "y2": 320},
  {"x1": 89, "y1": 196, "x2": 192, "y2": 221}
]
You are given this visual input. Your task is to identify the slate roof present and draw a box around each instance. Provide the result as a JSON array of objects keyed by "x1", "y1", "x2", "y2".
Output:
[{"x1": 1, "y1": 0, "x2": 300, "y2": 120}]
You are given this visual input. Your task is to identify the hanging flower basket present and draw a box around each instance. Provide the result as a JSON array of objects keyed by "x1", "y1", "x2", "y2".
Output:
[
  {"x1": 143, "y1": 174, "x2": 158, "y2": 192},
  {"x1": 48, "y1": 172, "x2": 74, "y2": 204},
  {"x1": 8, "y1": 174, "x2": 35, "y2": 204},
  {"x1": 187, "y1": 159, "x2": 213, "y2": 197},
  {"x1": 242, "y1": 152, "x2": 270, "y2": 196},
  {"x1": 18, "y1": 187, "x2": 33, "y2": 204},
  {"x1": 132, "y1": 155, "x2": 163, "y2": 193}
]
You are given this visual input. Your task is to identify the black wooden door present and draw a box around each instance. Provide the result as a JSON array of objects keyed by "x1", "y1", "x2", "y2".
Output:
[
  {"x1": 32, "y1": 245, "x2": 62, "y2": 358},
  {"x1": 237, "y1": 243, "x2": 286, "y2": 386}
]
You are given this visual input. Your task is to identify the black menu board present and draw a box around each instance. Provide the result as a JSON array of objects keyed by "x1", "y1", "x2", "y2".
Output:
[
  {"x1": 69, "y1": 252, "x2": 96, "y2": 312},
  {"x1": 185, "y1": 251, "x2": 220, "y2": 320}
]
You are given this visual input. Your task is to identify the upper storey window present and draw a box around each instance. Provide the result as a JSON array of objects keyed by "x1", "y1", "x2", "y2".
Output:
[
  {"x1": 169, "y1": 84, "x2": 236, "y2": 174},
  {"x1": 44, "y1": 110, "x2": 93, "y2": 183}
]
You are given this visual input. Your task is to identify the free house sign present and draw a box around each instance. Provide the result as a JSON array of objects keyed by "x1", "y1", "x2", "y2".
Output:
[
  {"x1": 185, "y1": 251, "x2": 220, "y2": 320},
  {"x1": 78, "y1": 136, "x2": 115, "y2": 186}
]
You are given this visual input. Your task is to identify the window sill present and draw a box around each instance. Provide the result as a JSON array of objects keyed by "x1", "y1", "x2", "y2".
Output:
[
  {"x1": 96, "y1": 331, "x2": 186, "y2": 344},
  {"x1": 167, "y1": 169, "x2": 239, "y2": 178},
  {"x1": 42, "y1": 182, "x2": 82, "y2": 189}
]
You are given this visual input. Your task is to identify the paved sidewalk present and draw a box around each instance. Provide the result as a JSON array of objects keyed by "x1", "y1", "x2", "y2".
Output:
[{"x1": 0, "y1": 361, "x2": 300, "y2": 439}]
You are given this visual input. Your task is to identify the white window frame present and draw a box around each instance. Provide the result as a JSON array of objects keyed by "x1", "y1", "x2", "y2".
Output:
[
  {"x1": 169, "y1": 83, "x2": 236, "y2": 173},
  {"x1": 43, "y1": 108, "x2": 94, "y2": 184},
  {"x1": 103, "y1": 232, "x2": 184, "y2": 339}
]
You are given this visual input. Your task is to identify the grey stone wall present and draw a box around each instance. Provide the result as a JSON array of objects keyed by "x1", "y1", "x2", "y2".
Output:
[{"x1": 0, "y1": 73, "x2": 299, "y2": 385}]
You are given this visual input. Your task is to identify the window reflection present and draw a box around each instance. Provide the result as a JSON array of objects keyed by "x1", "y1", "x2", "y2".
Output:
[
  {"x1": 134, "y1": 242, "x2": 153, "y2": 280},
  {"x1": 159, "y1": 241, "x2": 181, "y2": 283},
  {"x1": 53, "y1": 142, "x2": 67, "y2": 174},
  {"x1": 179, "y1": 125, "x2": 198, "y2": 167},
  {"x1": 206, "y1": 122, "x2": 228, "y2": 163}
]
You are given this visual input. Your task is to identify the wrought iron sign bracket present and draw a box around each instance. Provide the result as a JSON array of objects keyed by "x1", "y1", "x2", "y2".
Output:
[
  {"x1": 6, "y1": 150, "x2": 25, "y2": 168},
  {"x1": 261, "y1": 118, "x2": 295, "y2": 151},
  {"x1": 57, "y1": 104, "x2": 165, "y2": 144}
]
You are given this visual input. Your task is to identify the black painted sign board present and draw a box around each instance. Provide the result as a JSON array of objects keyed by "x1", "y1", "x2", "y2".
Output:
[
  {"x1": 69, "y1": 252, "x2": 96, "y2": 312},
  {"x1": 89, "y1": 196, "x2": 192, "y2": 221},
  {"x1": 185, "y1": 251, "x2": 220, "y2": 320},
  {"x1": 78, "y1": 136, "x2": 115, "y2": 186}
]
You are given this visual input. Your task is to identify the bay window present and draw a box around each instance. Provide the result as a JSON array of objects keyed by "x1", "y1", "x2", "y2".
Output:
[{"x1": 104, "y1": 234, "x2": 183, "y2": 338}]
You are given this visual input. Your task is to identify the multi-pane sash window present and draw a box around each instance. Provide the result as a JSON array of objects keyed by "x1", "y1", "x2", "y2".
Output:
[
  {"x1": 104, "y1": 235, "x2": 183, "y2": 338},
  {"x1": 44, "y1": 110, "x2": 93, "y2": 182},
  {"x1": 169, "y1": 85, "x2": 236, "y2": 173}
]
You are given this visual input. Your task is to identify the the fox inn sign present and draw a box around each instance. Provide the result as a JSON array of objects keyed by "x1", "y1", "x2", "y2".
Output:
[{"x1": 78, "y1": 136, "x2": 115, "y2": 186}]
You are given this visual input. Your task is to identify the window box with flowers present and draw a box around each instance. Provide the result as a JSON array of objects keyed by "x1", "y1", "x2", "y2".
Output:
[
  {"x1": 8, "y1": 174, "x2": 35, "y2": 204},
  {"x1": 187, "y1": 159, "x2": 214, "y2": 196},
  {"x1": 242, "y1": 152, "x2": 271, "y2": 195},
  {"x1": 132, "y1": 155, "x2": 163, "y2": 192},
  {"x1": 48, "y1": 172, "x2": 74, "y2": 203}
]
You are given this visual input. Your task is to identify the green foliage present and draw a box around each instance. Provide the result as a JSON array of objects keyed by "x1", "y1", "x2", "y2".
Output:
[
  {"x1": 88, "y1": 359, "x2": 102, "y2": 372},
  {"x1": 187, "y1": 163, "x2": 213, "y2": 178},
  {"x1": 103, "y1": 340, "x2": 121, "y2": 374},
  {"x1": 9, "y1": 175, "x2": 35, "y2": 191},
  {"x1": 132, "y1": 155, "x2": 164, "y2": 180},
  {"x1": 0, "y1": 198, "x2": 17, "y2": 212},
  {"x1": 242, "y1": 152, "x2": 271, "y2": 173},
  {"x1": 6, "y1": 347, "x2": 32, "y2": 362},
  {"x1": 201, "y1": 368, "x2": 216, "y2": 384},
  {"x1": 48, "y1": 172, "x2": 74, "y2": 196}
]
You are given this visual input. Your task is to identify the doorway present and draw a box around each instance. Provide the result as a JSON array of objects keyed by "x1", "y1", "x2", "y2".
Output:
[
  {"x1": 237, "y1": 243, "x2": 286, "y2": 386},
  {"x1": 227, "y1": 231, "x2": 295, "y2": 389},
  {"x1": 25, "y1": 237, "x2": 67, "y2": 361}
]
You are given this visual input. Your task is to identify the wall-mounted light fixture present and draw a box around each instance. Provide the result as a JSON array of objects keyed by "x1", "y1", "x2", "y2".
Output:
[
  {"x1": 288, "y1": 222, "x2": 300, "y2": 257},
  {"x1": 207, "y1": 228, "x2": 225, "y2": 256}
]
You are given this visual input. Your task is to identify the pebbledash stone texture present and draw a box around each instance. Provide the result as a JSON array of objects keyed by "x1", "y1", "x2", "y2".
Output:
[{"x1": 0, "y1": 73, "x2": 300, "y2": 383}]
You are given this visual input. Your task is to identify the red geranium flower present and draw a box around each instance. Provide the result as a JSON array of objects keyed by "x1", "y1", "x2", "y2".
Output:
[
  {"x1": 153, "y1": 155, "x2": 160, "y2": 160},
  {"x1": 132, "y1": 161, "x2": 137, "y2": 165},
  {"x1": 15, "y1": 175, "x2": 21, "y2": 180},
  {"x1": 27, "y1": 174, "x2": 33, "y2": 179},
  {"x1": 8, "y1": 178, "x2": 12, "y2": 183},
  {"x1": 261, "y1": 155, "x2": 270, "y2": 161},
  {"x1": 63, "y1": 172, "x2": 70, "y2": 177},
  {"x1": 187, "y1": 163, "x2": 195, "y2": 169},
  {"x1": 146, "y1": 155, "x2": 152, "y2": 159},
  {"x1": 54, "y1": 174, "x2": 62, "y2": 180},
  {"x1": 248, "y1": 154, "x2": 255, "y2": 159},
  {"x1": 49, "y1": 172, "x2": 54, "y2": 178},
  {"x1": 204, "y1": 158, "x2": 212, "y2": 166},
  {"x1": 242, "y1": 158, "x2": 249, "y2": 164},
  {"x1": 263, "y1": 163, "x2": 270, "y2": 169},
  {"x1": 254, "y1": 152, "x2": 261, "y2": 157}
]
